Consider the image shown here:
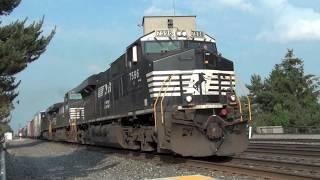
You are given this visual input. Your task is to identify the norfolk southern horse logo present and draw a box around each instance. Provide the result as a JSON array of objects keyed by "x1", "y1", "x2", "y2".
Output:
[
  {"x1": 193, "y1": 73, "x2": 207, "y2": 92},
  {"x1": 185, "y1": 71, "x2": 212, "y2": 95}
]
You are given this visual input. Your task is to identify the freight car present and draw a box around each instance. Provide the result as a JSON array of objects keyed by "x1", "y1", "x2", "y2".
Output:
[
  {"x1": 27, "y1": 120, "x2": 34, "y2": 138},
  {"x1": 18, "y1": 127, "x2": 27, "y2": 137},
  {"x1": 31, "y1": 16, "x2": 249, "y2": 157},
  {"x1": 25, "y1": 112, "x2": 46, "y2": 138}
]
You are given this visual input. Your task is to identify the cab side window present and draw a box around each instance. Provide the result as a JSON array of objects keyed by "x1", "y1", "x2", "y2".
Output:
[{"x1": 126, "y1": 43, "x2": 141, "y2": 68}]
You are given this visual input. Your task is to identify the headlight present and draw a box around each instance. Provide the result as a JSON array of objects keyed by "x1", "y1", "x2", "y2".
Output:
[
  {"x1": 176, "y1": 31, "x2": 182, "y2": 36},
  {"x1": 182, "y1": 31, "x2": 187, "y2": 36},
  {"x1": 185, "y1": 95, "x2": 193, "y2": 103},
  {"x1": 230, "y1": 94, "x2": 236, "y2": 102}
]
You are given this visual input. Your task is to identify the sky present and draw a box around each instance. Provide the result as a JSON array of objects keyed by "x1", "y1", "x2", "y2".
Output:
[{"x1": 3, "y1": 0, "x2": 320, "y2": 131}]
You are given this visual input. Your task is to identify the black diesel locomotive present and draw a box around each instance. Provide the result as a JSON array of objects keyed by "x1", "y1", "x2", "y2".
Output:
[{"x1": 35, "y1": 16, "x2": 249, "y2": 157}]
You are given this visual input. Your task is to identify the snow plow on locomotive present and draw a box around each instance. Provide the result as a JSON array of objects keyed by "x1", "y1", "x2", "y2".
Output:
[{"x1": 31, "y1": 16, "x2": 250, "y2": 157}]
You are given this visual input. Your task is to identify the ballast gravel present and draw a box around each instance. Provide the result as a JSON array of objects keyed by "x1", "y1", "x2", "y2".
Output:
[{"x1": 6, "y1": 139, "x2": 250, "y2": 180}]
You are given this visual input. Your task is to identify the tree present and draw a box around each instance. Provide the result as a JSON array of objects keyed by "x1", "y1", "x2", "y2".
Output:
[
  {"x1": 0, "y1": 0, "x2": 20, "y2": 15},
  {"x1": 0, "y1": 0, "x2": 55, "y2": 123},
  {"x1": 0, "y1": 123, "x2": 12, "y2": 135},
  {"x1": 246, "y1": 49, "x2": 320, "y2": 127}
]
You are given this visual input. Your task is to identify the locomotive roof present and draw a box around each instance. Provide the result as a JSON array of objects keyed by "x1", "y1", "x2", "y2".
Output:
[
  {"x1": 126, "y1": 30, "x2": 154, "y2": 49},
  {"x1": 46, "y1": 102, "x2": 63, "y2": 113},
  {"x1": 72, "y1": 74, "x2": 100, "y2": 94}
]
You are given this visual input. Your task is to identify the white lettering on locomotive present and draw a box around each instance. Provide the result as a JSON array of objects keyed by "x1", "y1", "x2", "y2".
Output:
[
  {"x1": 98, "y1": 82, "x2": 112, "y2": 98},
  {"x1": 104, "y1": 100, "x2": 110, "y2": 109},
  {"x1": 191, "y1": 31, "x2": 204, "y2": 38},
  {"x1": 129, "y1": 69, "x2": 140, "y2": 81},
  {"x1": 156, "y1": 30, "x2": 174, "y2": 37}
]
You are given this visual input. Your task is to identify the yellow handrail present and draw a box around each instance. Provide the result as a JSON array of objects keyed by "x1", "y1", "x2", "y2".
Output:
[
  {"x1": 229, "y1": 74, "x2": 252, "y2": 122},
  {"x1": 237, "y1": 97, "x2": 243, "y2": 122},
  {"x1": 246, "y1": 96, "x2": 252, "y2": 122},
  {"x1": 160, "y1": 76, "x2": 173, "y2": 124},
  {"x1": 49, "y1": 122, "x2": 52, "y2": 138},
  {"x1": 153, "y1": 75, "x2": 172, "y2": 132}
]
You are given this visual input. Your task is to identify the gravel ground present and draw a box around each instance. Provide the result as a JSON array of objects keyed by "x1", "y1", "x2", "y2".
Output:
[{"x1": 6, "y1": 139, "x2": 249, "y2": 180}]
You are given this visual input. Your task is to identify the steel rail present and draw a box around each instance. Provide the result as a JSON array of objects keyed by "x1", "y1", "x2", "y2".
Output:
[
  {"x1": 245, "y1": 148, "x2": 320, "y2": 157},
  {"x1": 185, "y1": 158, "x2": 319, "y2": 180}
]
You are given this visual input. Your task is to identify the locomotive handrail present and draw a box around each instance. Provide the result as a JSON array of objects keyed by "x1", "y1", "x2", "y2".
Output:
[
  {"x1": 237, "y1": 97, "x2": 243, "y2": 122},
  {"x1": 246, "y1": 96, "x2": 252, "y2": 122},
  {"x1": 229, "y1": 75, "x2": 253, "y2": 123},
  {"x1": 237, "y1": 96, "x2": 253, "y2": 123},
  {"x1": 70, "y1": 117, "x2": 77, "y2": 142},
  {"x1": 153, "y1": 75, "x2": 172, "y2": 132},
  {"x1": 229, "y1": 75, "x2": 244, "y2": 122},
  {"x1": 160, "y1": 76, "x2": 173, "y2": 124}
]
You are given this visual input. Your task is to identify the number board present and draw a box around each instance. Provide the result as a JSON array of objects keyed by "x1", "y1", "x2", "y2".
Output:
[
  {"x1": 192, "y1": 31, "x2": 204, "y2": 38},
  {"x1": 155, "y1": 30, "x2": 174, "y2": 37}
]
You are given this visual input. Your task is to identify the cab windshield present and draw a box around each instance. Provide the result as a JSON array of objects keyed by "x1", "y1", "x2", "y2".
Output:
[
  {"x1": 187, "y1": 41, "x2": 217, "y2": 53},
  {"x1": 144, "y1": 41, "x2": 181, "y2": 53}
]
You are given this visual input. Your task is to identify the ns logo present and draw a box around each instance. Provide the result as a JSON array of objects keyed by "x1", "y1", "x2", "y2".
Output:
[
  {"x1": 98, "y1": 82, "x2": 112, "y2": 98},
  {"x1": 186, "y1": 72, "x2": 212, "y2": 95},
  {"x1": 193, "y1": 73, "x2": 207, "y2": 92}
]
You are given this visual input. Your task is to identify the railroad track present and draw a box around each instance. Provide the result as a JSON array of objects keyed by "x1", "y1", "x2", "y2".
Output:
[
  {"x1": 43, "y1": 140, "x2": 320, "y2": 179},
  {"x1": 185, "y1": 157, "x2": 320, "y2": 180},
  {"x1": 246, "y1": 142, "x2": 320, "y2": 157},
  {"x1": 86, "y1": 144, "x2": 320, "y2": 179},
  {"x1": 238, "y1": 152, "x2": 320, "y2": 167},
  {"x1": 250, "y1": 138, "x2": 320, "y2": 144}
]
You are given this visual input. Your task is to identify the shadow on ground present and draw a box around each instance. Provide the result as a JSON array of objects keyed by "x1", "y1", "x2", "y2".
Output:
[{"x1": 81, "y1": 142, "x2": 234, "y2": 164}]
